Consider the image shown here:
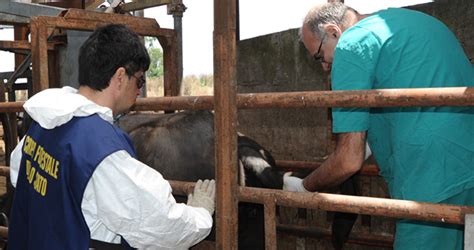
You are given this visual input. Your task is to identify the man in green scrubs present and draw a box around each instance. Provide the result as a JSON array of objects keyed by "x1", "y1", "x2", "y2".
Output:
[{"x1": 283, "y1": 3, "x2": 474, "y2": 249}]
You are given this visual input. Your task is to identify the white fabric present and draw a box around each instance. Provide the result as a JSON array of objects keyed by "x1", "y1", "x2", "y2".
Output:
[{"x1": 10, "y1": 87, "x2": 213, "y2": 249}]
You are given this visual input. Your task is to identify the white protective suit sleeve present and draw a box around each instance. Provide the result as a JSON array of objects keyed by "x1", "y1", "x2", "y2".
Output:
[
  {"x1": 10, "y1": 136, "x2": 24, "y2": 187},
  {"x1": 82, "y1": 150, "x2": 212, "y2": 249}
]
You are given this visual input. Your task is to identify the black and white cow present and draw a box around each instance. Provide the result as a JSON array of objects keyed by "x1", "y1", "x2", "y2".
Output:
[
  {"x1": 117, "y1": 110, "x2": 359, "y2": 249},
  {"x1": 117, "y1": 110, "x2": 283, "y2": 249}
]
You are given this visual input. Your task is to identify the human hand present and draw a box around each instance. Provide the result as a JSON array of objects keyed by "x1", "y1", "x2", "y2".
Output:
[
  {"x1": 187, "y1": 179, "x2": 216, "y2": 215},
  {"x1": 283, "y1": 172, "x2": 309, "y2": 192}
]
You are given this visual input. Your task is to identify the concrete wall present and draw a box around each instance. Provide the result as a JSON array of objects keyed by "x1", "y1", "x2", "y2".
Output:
[{"x1": 237, "y1": 29, "x2": 330, "y2": 161}]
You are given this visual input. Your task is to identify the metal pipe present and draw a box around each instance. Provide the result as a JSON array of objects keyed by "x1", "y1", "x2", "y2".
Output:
[
  {"x1": 214, "y1": 0, "x2": 239, "y2": 248},
  {"x1": 167, "y1": 1, "x2": 186, "y2": 95},
  {"x1": 238, "y1": 186, "x2": 474, "y2": 225},
  {"x1": 133, "y1": 87, "x2": 474, "y2": 111},
  {"x1": 275, "y1": 160, "x2": 380, "y2": 176},
  {"x1": 0, "y1": 226, "x2": 7, "y2": 238},
  {"x1": 263, "y1": 196, "x2": 277, "y2": 250},
  {"x1": 169, "y1": 180, "x2": 474, "y2": 225},
  {"x1": 0, "y1": 167, "x2": 9, "y2": 177},
  {"x1": 0, "y1": 87, "x2": 470, "y2": 113}
]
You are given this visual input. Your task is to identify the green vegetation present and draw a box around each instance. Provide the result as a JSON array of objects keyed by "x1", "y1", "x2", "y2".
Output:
[
  {"x1": 145, "y1": 37, "x2": 164, "y2": 78},
  {"x1": 144, "y1": 37, "x2": 213, "y2": 96}
]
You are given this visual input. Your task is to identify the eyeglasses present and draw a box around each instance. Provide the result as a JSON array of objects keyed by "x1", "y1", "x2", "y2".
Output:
[
  {"x1": 313, "y1": 33, "x2": 326, "y2": 63},
  {"x1": 130, "y1": 74, "x2": 146, "y2": 89}
]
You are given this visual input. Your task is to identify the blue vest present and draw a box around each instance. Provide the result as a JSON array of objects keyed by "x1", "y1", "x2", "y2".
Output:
[{"x1": 8, "y1": 114, "x2": 136, "y2": 250}]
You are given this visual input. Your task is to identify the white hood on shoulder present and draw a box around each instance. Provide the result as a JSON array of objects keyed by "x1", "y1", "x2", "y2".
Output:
[{"x1": 23, "y1": 86, "x2": 114, "y2": 129}]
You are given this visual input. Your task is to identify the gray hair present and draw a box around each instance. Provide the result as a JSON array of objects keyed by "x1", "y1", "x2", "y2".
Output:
[{"x1": 300, "y1": 2, "x2": 356, "y2": 40}]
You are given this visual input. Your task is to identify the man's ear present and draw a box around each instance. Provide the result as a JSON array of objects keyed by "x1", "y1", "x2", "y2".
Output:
[
  {"x1": 324, "y1": 24, "x2": 342, "y2": 39},
  {"x1": 111, "y1": 67, "x2": 128, "y2": 89}
]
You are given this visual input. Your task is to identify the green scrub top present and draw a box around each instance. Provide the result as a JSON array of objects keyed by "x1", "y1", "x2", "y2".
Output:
[{"x1": 331, "y1": 8, "x2": 474, "y2": 203}]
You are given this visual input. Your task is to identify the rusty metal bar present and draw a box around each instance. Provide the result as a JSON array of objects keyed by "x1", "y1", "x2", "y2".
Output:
[
  {"x1": 237, "y1": 87, "x2": 474, "y2": 108},
  {"x1": 277, "y1": 223, "x2": 393, "y2": 248},
  {"x1": 0, "y1": 166, "x2": 10, "y2": 177},
  {"x1": 0, "y1": 226, "x2": 7, "y2": 238},
  {"x1": 117, "y1": 0, "x2": 172, "y2": 12},
  {"x1": 35, "y1": 15, "x2": 175, "y2": 38},
  {"x1": 170, "y1": 179, "x2": 474, "y2": 227},
  {"x1": 30, "y1": 17, "x2": 49, "y2": 94},
  {"x1": 214, "y1": 0, "x2": 238, "y2": 248},
  {"x1": 0, "y1": 40, "x2": 56, "y2": 52},
  {"x1": 239, "y1": 186, "x2": 474, "y2": 225},
  {"x1": 0, "y1": 87, "x2": 472, "y2": 112},
  {"x1": 162, "y1": 36, "x2": 179, "y2": 97},
  {"x1": 132, "y1": 87, "x2": 474, "y2": 111},
  {"x1": 0, "y1": 102, "x2": 24, "y2": 113},
  {"x1": 263, "y1": 196, "x2": 277, "y2": 250},
  {"x1": 169, "y1": 180, "x2": 393, "y2": 248},
  {"x1": 29, "y1": 9, "x2": 176, "y2": 97},
  {"x1": 276, "y1": 160, "x2": 380, "y2": 176}
]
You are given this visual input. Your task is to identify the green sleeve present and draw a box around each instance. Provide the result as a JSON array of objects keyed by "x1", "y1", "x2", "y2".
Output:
[{"x1": 331, "y1": 28, "x2": 381, "y2": 133}]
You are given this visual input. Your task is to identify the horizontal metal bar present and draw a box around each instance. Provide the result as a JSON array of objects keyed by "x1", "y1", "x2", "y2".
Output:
[
  {"x1": 0, "y1": 102, "x2": 24, "y2": 113},
  {"x1": 0, "y1": 87, "x2": 471, "y2": 113},
  {"x1": 0, "y1": 167, "x2": 9, "y2": 177},
  {"x1": 33, "y1": 15, "x2": 175, "y2": 38},
  {"x1": 0, "y1": 226, "x2": 6, "y2": 238},
  {"x1": 0, "y1": 40, "x2": 56, "y2": 51},
  {"x1": 169, "y1": 180, "x2": 474, "y2": 224},
  {"x1": 133, "y1": 87, "x2": 474, "y2": 111},
  {"x1": 238, "y1": 186, "x2": 474, "y2": 225},
  {"x1": 117, "y1": 0, "x2": 172, "y2": 12},
  {"x1": 276, "y1": 160, "x2": 380, "y2": 176}
]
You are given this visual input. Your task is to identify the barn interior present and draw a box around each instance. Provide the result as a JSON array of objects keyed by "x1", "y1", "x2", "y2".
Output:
[{"x1": 0, "y1": 0, "x2": 473, "y2": 249}]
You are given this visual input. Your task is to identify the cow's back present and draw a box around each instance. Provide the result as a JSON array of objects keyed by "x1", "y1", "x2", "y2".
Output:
[{"x1": 117, "y1": 110, "x2": 215, "y2": 182}]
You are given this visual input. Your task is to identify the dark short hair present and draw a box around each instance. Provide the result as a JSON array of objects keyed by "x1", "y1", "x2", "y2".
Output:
[{"x1": 78, "y1": 24, "x2": 150, "y2": 91}]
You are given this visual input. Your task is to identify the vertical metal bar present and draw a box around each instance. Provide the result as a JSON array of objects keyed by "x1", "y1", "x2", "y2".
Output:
[
  {"x1": 264, "y1": 196, "x2": 277, "y2": 250},
  {"x1": 30, "y1": 19, "x2": 40, "y2": 94},
  {"x1": 31, "y1": 18, "x2": 49, "y2": 94},
  {"x1": 214, "y1": 0, "x2": 238, "y2": 248},
  {"x1": 132, "y1": 1, "x2": 147, "y2": 97},
  {"x1": 465, "y1": 214, "x2": 474, "y2": 249},
  {"x1": 14, "y1": 25, "x2": 28, "y2": 70},
  {"x1": 173, "y1": 14, "x2": 183, "y2": 94},
  {"x1": 162, "y1": 37, "x2": 178, "y2": 97}
]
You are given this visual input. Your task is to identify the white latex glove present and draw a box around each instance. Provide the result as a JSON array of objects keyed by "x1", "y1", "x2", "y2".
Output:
[
  {"x1": 364, "y1": 142, "x2": 372, "y2": 161},
  {"x1": 283, "y1": 172, "x2": 309, "y2": 192},
  {"x1": 187, "y1": 179, "x2": 216, "y2": 215}
]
